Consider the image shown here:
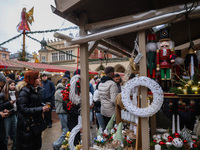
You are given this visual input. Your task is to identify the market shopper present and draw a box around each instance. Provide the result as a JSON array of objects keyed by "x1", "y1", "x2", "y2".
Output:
[
  {"x1": 16, "y1": 70, "x2": 50, "y2": 150},
  {"x1": 93, "y1": 81, "x2": 105, "y2": 130},
  {"x1": 114, "y1": 73, "x2": 122, "y2": 93},
  {"x1": 41, "y1": 74, "x2": 55, "y2": 128},
  {"x1": 1, "y1": 80, "x2": 18, "y2": 150},
  {"x1": 98, "y1": 66, "x2": 119, "y2": 127},
  {"x1": 52, "y1": 78, "x2": 69, "y2": 150},
  {"x1": 0, "y1": 73, "x2": 10, "y2": 150}
]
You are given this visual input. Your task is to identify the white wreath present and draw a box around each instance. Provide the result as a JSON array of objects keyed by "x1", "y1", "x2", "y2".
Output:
[
  {"x1": 69, "y1": 116, "x2": 82, "y2": 150},
  {"x1": 121, "y1": 76, "x2": 164, "y2": 117},
  {"x1": 69, "y1": 74, "x2": 81, "y2": 105}
]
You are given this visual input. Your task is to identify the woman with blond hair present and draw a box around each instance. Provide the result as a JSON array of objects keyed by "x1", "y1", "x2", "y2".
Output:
[{"x1": 16, "y1": 70, "x2": 50, "y2": 150}]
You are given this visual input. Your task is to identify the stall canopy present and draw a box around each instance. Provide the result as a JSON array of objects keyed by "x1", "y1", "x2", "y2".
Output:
[
  {"x1": 10, "y1": 60, "x2": 71, "y2": 73},
  {"x1": 0, "y1": 60, "x2": 23, "y2": 70},
  {"x1": 8, "y1": 60, "x2": 99, "y2": 74}
]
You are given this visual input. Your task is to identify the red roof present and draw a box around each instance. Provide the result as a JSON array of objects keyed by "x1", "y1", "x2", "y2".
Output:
[{"x1": 0, "y1": 60, "x2": 21, "y2": 69}]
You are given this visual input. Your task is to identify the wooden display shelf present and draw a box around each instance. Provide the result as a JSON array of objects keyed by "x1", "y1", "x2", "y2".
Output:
[{"x1": 148, "y1": 92, "x2": 200, "y2": 99}]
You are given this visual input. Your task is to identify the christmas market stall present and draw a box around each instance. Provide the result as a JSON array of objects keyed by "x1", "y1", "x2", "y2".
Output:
[
  {"x1": 0, "y1": 59, "x2": 23, "y2": 77},
  {"x1": 52, "y1": 0, "x2": 200, "y2": 149}
]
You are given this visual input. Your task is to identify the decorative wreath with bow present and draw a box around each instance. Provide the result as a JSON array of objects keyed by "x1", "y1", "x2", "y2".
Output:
[{"x1": 62, "y1": 74, "x2": 81, "y2": 110}]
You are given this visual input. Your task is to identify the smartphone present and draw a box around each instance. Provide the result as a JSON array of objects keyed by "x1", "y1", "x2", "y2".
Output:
[{"x1": 8, "y1": 108, "x2": 14, "y2": 112}]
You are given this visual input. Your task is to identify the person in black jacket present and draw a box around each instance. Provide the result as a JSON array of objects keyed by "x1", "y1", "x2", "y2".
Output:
[
  {"x1": 41, "y1": 74, "x2": 55, "y2": 128},
  {"x1": 16, "y1": 70, "x2": 50, "y2": 150},
  {"x1": 0, "y1": 73, "x2": 10, "y2": 150}
]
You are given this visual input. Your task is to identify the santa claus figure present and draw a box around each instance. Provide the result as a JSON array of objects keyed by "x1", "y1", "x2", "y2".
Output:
[
  {"x1": 146, "y1": 34, "x2": 157, "y2": 79},
  {"x1": 156, "y1": 28, "x2": 175, "y2": 91}
]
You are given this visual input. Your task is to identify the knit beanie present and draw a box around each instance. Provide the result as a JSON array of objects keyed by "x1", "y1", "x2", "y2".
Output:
[
  {"x1": 7, "y1": 73, "x2": 15, "y2": 80},
  {"x1": 0, "y1": 73, "x2": 6, "y2": 83},
  {"x1": 24, "y1": 70, "x2": 39, "y2": 86},
  {"x1": 64, "y1": 71, "x2": 71, "y2": 80}
]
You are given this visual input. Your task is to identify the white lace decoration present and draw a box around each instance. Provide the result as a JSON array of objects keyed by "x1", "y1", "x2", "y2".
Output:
[
  {"x1": 69, "y1": 116, "x2": 82, "y2": 150},
  {"x1": 121, "y1": 76, "x2": 164, "y2": 117},
  {"x1": 69, "y1": 74, "x2": 81, "y2": 105}
]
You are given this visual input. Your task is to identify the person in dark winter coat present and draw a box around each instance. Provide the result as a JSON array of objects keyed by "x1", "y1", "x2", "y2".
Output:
[
  {"x1": 41, "y1": 74, "x2": 55, "y2": 128},
  {"x1": 0, "y1": 73, "x2": 10, "y2": 150},
  {"x1": 16, "y1": 70, "x2": 50, "y2": 150}
]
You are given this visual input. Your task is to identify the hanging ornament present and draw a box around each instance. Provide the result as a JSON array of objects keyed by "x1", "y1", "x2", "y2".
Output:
[{"x1": 17, "y1": 7, "x2": 34, "y2": 33}]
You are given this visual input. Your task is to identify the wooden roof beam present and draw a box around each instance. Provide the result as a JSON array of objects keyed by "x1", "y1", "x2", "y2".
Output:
[
  {"x1": 51, "y1": 5, "x2": 79, "y2": 25},
  {"x1": 96, "y1": 45, "x2": 123, "y2": 57},
  {"x1": 88, "y1": 40, "x2": 99, "y2": 56},
  {"x1": 68, "y1": 5, "x2": 200, "y2": 45},
  {"x1": 99, "y1": 40, "x2": 131, "y2": 57},
  {"x1": 84, "y1": 1, "x2": 200, "y2": 31}
]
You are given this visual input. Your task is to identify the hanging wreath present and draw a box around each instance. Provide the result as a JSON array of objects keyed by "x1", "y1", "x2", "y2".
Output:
[
  {"x1": 121, "y1": 76, "x2": 164, "y2": 117},
  {"x1": 69, "y1": 74, "x2": 81, "y2": 105}
]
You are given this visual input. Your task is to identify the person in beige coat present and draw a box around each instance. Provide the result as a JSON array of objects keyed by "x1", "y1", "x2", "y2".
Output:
[{"x1": 98, "y1": 66, "x2": 119, "y2": 128}]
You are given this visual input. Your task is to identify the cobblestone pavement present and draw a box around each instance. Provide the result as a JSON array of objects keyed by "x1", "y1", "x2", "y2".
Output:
[{"x1": 8, "y1": 112, "x2": 97, "y2": 150}]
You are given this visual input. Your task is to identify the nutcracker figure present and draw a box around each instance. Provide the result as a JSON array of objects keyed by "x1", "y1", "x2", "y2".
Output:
[
  {"x1": 156, "y1": 28, "x2": 175, "y2": 91},
  {"x1": 146, "y1": 34, "x2": 157, "y2": 79}
]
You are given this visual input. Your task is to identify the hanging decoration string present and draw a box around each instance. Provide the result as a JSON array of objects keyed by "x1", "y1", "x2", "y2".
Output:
[
  {"x1": 0, "y1": 27, "x2": 78, "y2": 46},
  {"x1": 25, "y1": 34, "x2": 79, "y2": 58},
  {"x1": 26, "y1": 27, "x2": 78, "y2": 34},
  {"x1": 0, "y1": 33, "x2": 22, "y2": 46}
]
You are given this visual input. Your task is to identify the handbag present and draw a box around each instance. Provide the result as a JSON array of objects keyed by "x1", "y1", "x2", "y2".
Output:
[{"x1": 29, "y1": 116, "x2": 47, "y2": 136}]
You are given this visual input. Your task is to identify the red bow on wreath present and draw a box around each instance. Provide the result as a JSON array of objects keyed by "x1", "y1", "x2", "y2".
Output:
[{"x1": 67, "y1": 101, "x2": 74, "y2": 110}]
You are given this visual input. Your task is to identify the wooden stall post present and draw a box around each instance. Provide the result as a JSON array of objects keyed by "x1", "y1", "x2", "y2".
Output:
[
  {"x1": 139, "y1": 30, "x2": 149, "y2": 150},
  {"x1": 79, "y1": 12, "x2": 90, "y2": 150}
]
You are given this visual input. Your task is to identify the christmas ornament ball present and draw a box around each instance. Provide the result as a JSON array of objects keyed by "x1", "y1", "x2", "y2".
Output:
[
  {"x1": 168, "y1": 136, "x2": 173, "y2": 142},
  {"x1": 174, "y1": 132, "x2": 179, "y2": 138},
  {"x1": 162, "y1": 133, "x2": 170, "y2": 141},
  {"x1": 191, "y1": 85, "x2": 199, "y2": 94},
  {"x1": 159, "y1": 141, "x2": 165, "y2": 145},
  {"x1": 172, "y1": 138, "x2": 183, "y2": 148}
]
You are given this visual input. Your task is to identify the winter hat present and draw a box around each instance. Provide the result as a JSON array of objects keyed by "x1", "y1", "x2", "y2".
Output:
[
  {"x1": 106, "y1": 114, "x2": 115, "y2": 133},
  {"x1": 24, "y1": 70, "x2": 39, "y2": 86},
  {"x1": 64, "y1": 70, "x2": 71, "y2": 80},
  {"x1": 74, "y1": 69, "x2": 81, "y2": 75},
  {"x1": 0, "y1": 73, "x2": 6, "y2": 83},
  {"x1": 7, "y1": 73, "x2": 15, "y2": 80}
]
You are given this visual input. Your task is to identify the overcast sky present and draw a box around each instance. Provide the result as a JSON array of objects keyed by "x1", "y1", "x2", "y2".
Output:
[{"x1": 0, "y1": 0, "x2": 76, "y2": 54}]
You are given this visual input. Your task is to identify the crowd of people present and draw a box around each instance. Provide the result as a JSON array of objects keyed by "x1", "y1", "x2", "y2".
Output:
[{"x1": 0, "y1": 66, "x2": 125, "y2": 150}]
